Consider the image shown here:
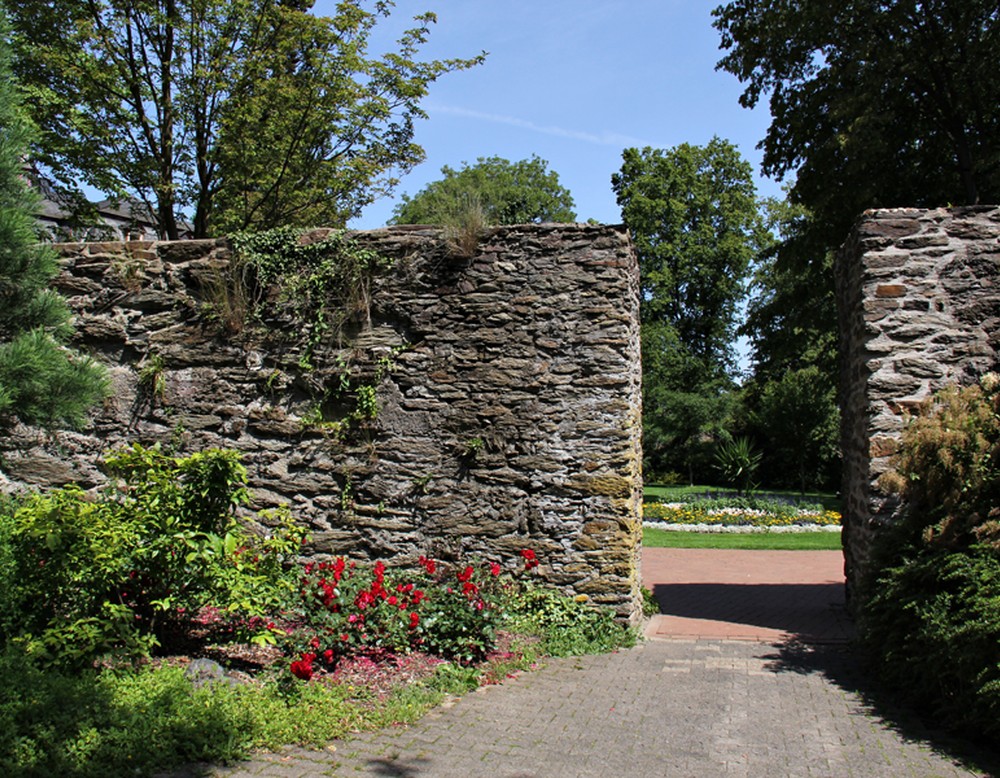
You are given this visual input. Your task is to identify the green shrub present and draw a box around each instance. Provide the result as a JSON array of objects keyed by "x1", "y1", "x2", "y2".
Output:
[
  {"x1": 862, "y1": 548, "x2": 1000, "y2": 741},
  {"x1": 500, "y1": 584, "x2": 636, "y2": 656},
  {"x1": 713, "y1": 436, "x2": 762, "y2": 497},
  {"x1": 863, "y1": 375, "x2": 1000, "y2": 743},
  {"x1": 0, "y1": 444, "x2": 303, "y2": 666},
  {"x1": 877, "y1": 377, "x2": 1000, "y2": 553}
]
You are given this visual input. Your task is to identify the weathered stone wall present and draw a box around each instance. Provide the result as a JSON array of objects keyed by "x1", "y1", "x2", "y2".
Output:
[
  {"x1": 2, "y1": 224, "x2": 644, "y2": 620},
  {"x1": 837, "y1": 206, "x2": 1000, "y2": 600}
]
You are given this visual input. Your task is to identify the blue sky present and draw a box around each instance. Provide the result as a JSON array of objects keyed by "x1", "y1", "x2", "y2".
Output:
[{"x1": 317, "y1": 0, "x2": 784, "y2": 229}]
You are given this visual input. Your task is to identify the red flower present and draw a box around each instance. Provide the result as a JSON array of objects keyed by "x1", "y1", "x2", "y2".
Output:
[
  {"x1": 412, "y1": 589, "x2": 425, "y2": 605},
  {"x1": 462, "y1": 581, "x2": 479, "y2": 596},
  {"x1": 409, "y1": 612, "x2": 420, "y2": 629},
  {"x1": 457, "y1": 565, "x2": 474, "y2": 583},
  {"x1": 521, "y1": 549, "x2": 539, "y2": 570},
  {"x1": 323, "y1": 649, "x2": 334, "y2": 664},
  {"x1": 290, "y1": 652, "x2": 315, "y2": 681},
  {"x1": 418, "y1": 555, "x2": 437, "y2": 574},
  {"x1": 489, "y1": 562, "x2": 501, "y2": 577}
]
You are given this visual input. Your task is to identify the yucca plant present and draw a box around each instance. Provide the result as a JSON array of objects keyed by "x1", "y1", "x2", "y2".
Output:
[{"x1": 713, "y1": 436, "x2": 762, "y2": 497}]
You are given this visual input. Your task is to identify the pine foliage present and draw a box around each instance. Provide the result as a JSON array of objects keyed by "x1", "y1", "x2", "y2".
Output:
[{"x1": 0, "y1": 11, "x2": 106, "y2": 428}]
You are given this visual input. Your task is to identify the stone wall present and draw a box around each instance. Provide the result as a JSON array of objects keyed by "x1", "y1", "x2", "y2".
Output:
[
  {"x1": 837, "y1": 206, "x2": 1000, "y2": 600},
  {"x1": 1, "y1": 224, "x2": 645, "y2": 620}
]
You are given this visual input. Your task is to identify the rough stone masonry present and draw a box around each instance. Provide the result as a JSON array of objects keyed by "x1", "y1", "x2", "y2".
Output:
[
  {"x1": 837, "y1": 205, "x2": 1000, "y2": 602},
  {"x1": 0, "y1": 224, "x2": 645, "y2": 621}
]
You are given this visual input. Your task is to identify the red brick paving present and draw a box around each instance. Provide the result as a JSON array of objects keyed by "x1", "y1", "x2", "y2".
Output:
[{"x1": 641, "y1": 547, "x2": 855, "y2": 642}]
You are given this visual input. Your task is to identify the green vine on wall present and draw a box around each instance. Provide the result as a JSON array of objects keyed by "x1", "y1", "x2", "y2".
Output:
[
  {"x1": 206, "y1": 228, "x2": 404, "y2": 441},
  {"x1": 227, "y1": 227, "x2": 393, "y2": 366}
]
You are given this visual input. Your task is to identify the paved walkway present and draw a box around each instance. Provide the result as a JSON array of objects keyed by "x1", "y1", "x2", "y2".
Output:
[
  {"x1": 178, "y1": 549, "x2": 996, "y2": 778},
  {"x1": 642, "y1": 548, "x2": 855, "y2": 643}
]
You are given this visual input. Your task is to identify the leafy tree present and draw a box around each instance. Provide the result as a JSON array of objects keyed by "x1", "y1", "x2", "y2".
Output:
[
  {"x1": 713, "y1": 0, "x2": 1000, "y2": 248},
  {"x1": 612, "y1": 139, "x2": 765, "y2": 370},
  {"x1": 391, "y1": 155, "x2": 576, "y2": 225},
  {"x1": 741, "y1": 196, "x2": 836, "y2": 383},
  {"x1": 612, "y1": 140, "x2": 765, "y2": 483},
  {"x1": 0, "y1": 11, "x2": 107, "y2": 428},
  {"x1": 750, "y1": 366, "x2": 840, "y2": 493},
  {"x1": 641, "y1": 323, "x2": 734, "y2": 484},
  {"x1": 711, "y1": 2, "x2": 999, "y2": 491},
  {"x1": 7, "y1": 1, "x2": 484, "y2": 239}
]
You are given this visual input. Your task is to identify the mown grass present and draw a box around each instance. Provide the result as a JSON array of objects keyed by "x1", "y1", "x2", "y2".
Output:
[
  {"x1": 642, "y1": 527, "x2": 843, "y2": 550},
  {"x1": 644, "y1": 484, "x2": 841, "y2": 512}
]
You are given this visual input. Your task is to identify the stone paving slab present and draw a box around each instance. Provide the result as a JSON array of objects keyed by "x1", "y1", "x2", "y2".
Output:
[{"x1": 195, "y1": 640, "x2": 993, "y2": 778}]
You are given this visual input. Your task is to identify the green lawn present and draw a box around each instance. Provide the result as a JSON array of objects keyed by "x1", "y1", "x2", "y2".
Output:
[
  {"x1": 643, "y1": 483, "x2": 841, "y2": 512},
  {"x1": 643, "y1": 527, "x2": 843, "y2": 550}
]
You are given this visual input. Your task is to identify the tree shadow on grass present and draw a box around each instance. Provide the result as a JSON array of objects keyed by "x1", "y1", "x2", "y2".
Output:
[{"x1": 759, "y1": 639, "x2": 1000, "y2": 777}]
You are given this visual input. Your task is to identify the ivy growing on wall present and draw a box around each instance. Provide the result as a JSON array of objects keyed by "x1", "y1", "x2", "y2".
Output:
[
  {"x1": 209, "y1": 227, "x2": 398, "y2": 439},
  {"x1": 228, "y1": 227, "x2": 392, "y2": 361}
]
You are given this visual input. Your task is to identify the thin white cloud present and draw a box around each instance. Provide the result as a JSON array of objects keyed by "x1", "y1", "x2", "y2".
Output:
[{"x1": 426, "y1": 104, "x2": 654, "y2": 149}]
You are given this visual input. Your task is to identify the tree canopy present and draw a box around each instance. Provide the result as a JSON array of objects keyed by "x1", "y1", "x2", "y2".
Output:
[
  {"x1": 0, "y1": 11, "x2": 107, "y2": 428},
  {"x1": 613, "y1": 139, "x2": 765, "y2": 482},
  {"x1": 612, "y1": 139, "x2": 765, "y2": 372},
  {"x1": 7, "y1": 0, "x2": 484, "y2": 239},
  {"x1": 391, "y1": 155, "x2": 576, "y2": 226},
  {"x1": 713, "y1": 0, "x2": 1000, "y2": 245}
]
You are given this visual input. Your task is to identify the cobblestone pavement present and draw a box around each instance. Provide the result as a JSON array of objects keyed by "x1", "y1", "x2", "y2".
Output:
[
  {"x1": 167, "y1": 550, "x2": 996, "y2": 778},
  {"x1": 198, "y1": 639, "x2": 993, "y2": 778}
]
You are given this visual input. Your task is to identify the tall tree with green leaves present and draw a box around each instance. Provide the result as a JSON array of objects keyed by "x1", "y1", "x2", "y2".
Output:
[
  {"x1": 613, "y1": 140, "x2": 765, "y2": 372},
  {"x1": 714, "y1": 0, "x2": 1000, "y2": 248},
  {"x1": 741, "y1": 196, "x2": 836, "y2": 382},
  {"x1": 7, "y1": 1, "x2": 483, "y2": 239},
  {"x1": 612, "y1": 139, "x2": 765, "y2": 482},
  {"x1": 0, "y1": 11, "x2": 107, "y2": 428},
  {"x1": 391, "y1": 155, "x2": 577, "y2": 226}
]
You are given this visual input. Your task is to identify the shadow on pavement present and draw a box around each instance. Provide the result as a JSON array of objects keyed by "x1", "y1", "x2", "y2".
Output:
[
  {"x1": 651, "y1": 581, "x2": 854, "y2": 641},
  {"x1": 760, "y1": 639, "x2": 1000, "y2": 777}
]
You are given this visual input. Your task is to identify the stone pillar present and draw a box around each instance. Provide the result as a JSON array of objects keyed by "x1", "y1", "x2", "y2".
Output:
[{"x1": 836, "y1": 206, "x2": 1000, "y2": 602}]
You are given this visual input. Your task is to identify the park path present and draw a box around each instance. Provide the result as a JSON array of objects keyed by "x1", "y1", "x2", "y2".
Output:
[{"x1": 172, "y1": 549, "x2": 995, "y2": 778}]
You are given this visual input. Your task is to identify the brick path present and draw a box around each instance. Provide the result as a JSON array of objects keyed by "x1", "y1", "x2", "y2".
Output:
[
  {"x1": 642, "y1": 548, "x2": 855, "y2": 642},
  {"x1": 171, "y1": 549, "x2": 996, "y2": 778}
]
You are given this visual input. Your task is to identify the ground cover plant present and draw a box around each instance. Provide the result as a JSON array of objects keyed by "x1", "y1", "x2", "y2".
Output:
[
  {"x1": 863, "y1": 376, "x2": 1000, "y2": 743},
  {"x1": 0, "y1": 444, "x2": 635, "y2": 777},
  {"x1": 644, "y1": 496, "x2": 840, "y2": 529}
]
